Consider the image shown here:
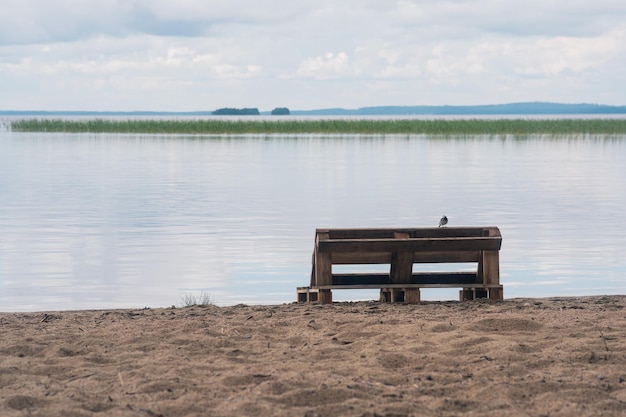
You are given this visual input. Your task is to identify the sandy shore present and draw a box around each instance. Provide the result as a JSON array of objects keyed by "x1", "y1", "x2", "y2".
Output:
[{"x1": 1, "y1": 295, "x2": 625, "y2": 417}]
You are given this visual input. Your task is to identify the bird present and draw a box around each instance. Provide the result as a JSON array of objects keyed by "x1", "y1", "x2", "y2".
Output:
[{"x1": 438, "y1": 215, "x2": 448, "y2": 228}]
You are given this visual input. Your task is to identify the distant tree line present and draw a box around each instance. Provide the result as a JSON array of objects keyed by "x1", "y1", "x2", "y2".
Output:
[
  {"x1": 212, "y1": 108, "x2": 260, "y2": 115},
  {"x1": 210, "y1": 107, "x2": 290, "y2": 115}
]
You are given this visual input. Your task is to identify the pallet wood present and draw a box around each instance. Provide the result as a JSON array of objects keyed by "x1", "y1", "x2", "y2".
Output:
[
  {"x1": 299, "y1": 226, "x2": 503, "y2": 304},
  {"x1": 317, "y1": 237, "x2": 502, "y2": 254}
]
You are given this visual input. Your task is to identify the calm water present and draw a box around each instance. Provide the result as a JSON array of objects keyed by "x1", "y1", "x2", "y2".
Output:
[{"x1": 1, "y1": 130, "x2": 624, "y2": 311}]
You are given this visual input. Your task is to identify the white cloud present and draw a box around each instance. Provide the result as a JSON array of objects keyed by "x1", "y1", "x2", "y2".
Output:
[
  {"x1": 427, "y1": 43, "x2": 487, "y2": 79},
  {"x1": 511, "y1": 29, "x2": 626, "y2": 76},
  {"x1": 296, "y1": 52, "x2": 355, "y2": 79}
]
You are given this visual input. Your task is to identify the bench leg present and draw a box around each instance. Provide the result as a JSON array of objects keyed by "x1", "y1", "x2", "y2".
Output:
[
  {"x1": 318, "y1": 289, "x2": 332, "y2": 304},
  {"x1": 405, "y1": 288, "x2": 420, "y2": 304},
  {"x1": 380, "y1": 288, "x2": 403, "y2": 303},
  {"x1": 460, "y1": 287, "x2": 503, "y2": 301},
  {"x1": 460, "y1": 288, "x2": 474, "y2": 301},
  {"x1": 475, "y1": 288, "x2": 488, "y2": 299},
  {"x1": 380, "y1": 288, "x2": 420, "y2": 303},
  {"x1": 489, "y1": 287, "x2": 503, "y2": 300},
  {"x1": 297, "y1": 287, "x2": 320, "y2": 303},
  {"x1": 460, "y1": 288, "x2": 487, "y2": 300}
]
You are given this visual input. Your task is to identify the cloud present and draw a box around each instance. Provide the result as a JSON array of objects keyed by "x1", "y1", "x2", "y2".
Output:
[
  {"x1": 0, "y1": 1, "x2": 625, "y2": 110},
  {"x1": 0, "y1": 1, "x2": 316, "y2": 45},
  {"x1": 511, "y1": 29, "x2": 626, "y2": 76},
  {"x1": 391, "y1": 0, "x2": 626, "y2": 38},
  {"x1": 296, "y1": 52, "x2": 355, "y2": 79}
]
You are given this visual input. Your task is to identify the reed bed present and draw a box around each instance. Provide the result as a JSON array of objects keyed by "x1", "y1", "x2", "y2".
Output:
[{"x1": 10, "y1": 118, "x2": 626, "y2": 135}]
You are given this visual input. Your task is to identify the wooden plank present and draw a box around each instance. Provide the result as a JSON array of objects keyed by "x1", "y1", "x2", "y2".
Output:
[
  {"x1": 481, "y1": 229, "x2": 502, "y2": 289},
  {"x1": 314, "y1": 252, "x2": 332, "y2": 286},
  {"x1": 332, "y1": 273, "x2": 391, "y2": 286},
  {"x1": 330, "y1": 250, "x2": 479, "y2": 264},
  {"x1": 331, "y1": 272, "x2": 478, "y2": 286},
  {"x1": 309, "y1": 252, "x2": 316, "y2": 287},
  {"x1": 484, "y1": 227, "x2": 502, "y2": 239},
  {"x1": 314, "y1": 232, "x2": 332, "y2": 287},
  {"x1": 318, "y1": 236, "x2": 502, "y2": 253},
  {"x1": 481, "y1": 250, "x2": 500, "y2": 286},
  {"x1": 390, "y1": 231, "x2": 412, "y2": 285},
  {"x1": 410, "y1": 272, "x2": 478, "y2": 285},
  {"x1": 412, "y1": 251, "x2": 480, "y2": 263},
  {"x1": 390, "y1": 251, "x2": 413, "y2": 284},
  {"x1": 318, "y1": 289, "x2": 332, "y2": 304},
  {"x1": 460, "y1": 289, "x2": 474, "y2": 301},
  {"x1": 321, "y1": 227, "x2": 498, "y2": 240},
  {"x1": 404, "y1": 288, "x2": 420, "y2": 303},
  {"x1": 489, "y1": 287, "x2": 503, "y2": 300},
  {"x1": 331, "y1": 252, "x2": 392, "y2": 264},
  {"x1": 318, "y1": 283, "x2": 503, "y2": 290},
  {"x1": 390, "y1": 232, "x2": 414, "y2": 285}
]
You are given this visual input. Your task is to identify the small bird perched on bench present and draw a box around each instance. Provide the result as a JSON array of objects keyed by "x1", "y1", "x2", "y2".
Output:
[{"x1": 439, "y1": 215, "x2": 448, "y2": 227}]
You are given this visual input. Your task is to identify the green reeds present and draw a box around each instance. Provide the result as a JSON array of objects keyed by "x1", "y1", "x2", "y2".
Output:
[{"x1": 10, "y1": 118, "x2": 626, "y2": 135}]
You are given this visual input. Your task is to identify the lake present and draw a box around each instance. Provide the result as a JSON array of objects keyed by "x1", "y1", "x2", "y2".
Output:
[{"x1": 1, "y1": 130, "x2": 624, "y2": 311}]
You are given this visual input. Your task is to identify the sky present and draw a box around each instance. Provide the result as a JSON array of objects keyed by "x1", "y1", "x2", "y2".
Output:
[{"x1": 1, "y1": 0, "x2": 625, "y2": 112}]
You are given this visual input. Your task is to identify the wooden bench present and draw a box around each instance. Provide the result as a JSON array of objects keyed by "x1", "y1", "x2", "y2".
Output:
[{"x1": 297, "y1": 227, "x2": 503, "y2": 304}]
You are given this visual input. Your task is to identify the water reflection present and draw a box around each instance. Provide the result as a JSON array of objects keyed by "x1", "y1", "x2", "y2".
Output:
[{"x1": 0, "y1": 132, "x2": 624, "y2": 311}]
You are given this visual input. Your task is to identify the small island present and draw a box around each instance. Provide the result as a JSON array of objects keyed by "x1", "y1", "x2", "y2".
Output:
[
  {"x1": 271, "y1": 107, "x2": 290, "y2": 115},
  {"x1": 211, "y1": 107, "x2": 260, "y2": 116}
]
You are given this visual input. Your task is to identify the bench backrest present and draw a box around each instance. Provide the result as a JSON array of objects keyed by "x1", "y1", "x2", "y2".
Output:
[{"x1": 316, "y1": 227, "x2": 501, "y2": 257}]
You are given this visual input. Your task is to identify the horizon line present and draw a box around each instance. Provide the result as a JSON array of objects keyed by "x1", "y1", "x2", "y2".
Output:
[{"x1": 2, "y1": 101, "x2": 626, "y2": 115}]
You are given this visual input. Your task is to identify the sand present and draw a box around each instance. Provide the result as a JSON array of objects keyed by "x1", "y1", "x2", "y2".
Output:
[{"x1": 1, "y1": 295, "x2": 625, "y2": 417}]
